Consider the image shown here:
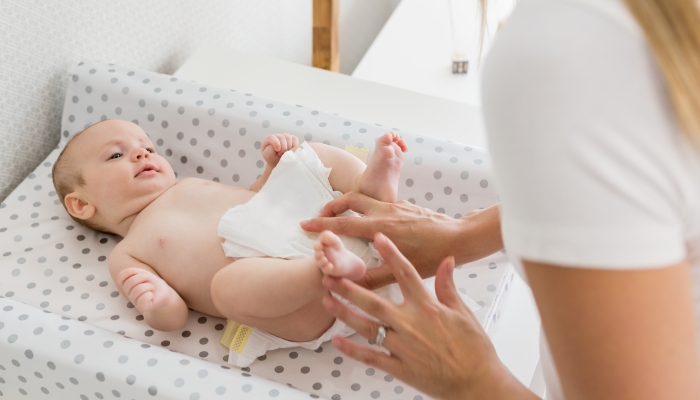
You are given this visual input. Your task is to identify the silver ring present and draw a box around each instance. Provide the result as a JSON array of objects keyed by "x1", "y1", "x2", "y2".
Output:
[{"x1": 375, "y1": 325, "x2": 387, "y2": 347}]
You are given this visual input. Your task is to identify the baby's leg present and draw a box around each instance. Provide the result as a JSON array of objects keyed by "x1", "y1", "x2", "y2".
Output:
[
  {"x1": 308, "y1": 132, "x2": 406, "y2": 203},
  {"x1": 210, "y1": 257, "x2": 335, "y2": 342},
  {"x1": 314, "y1": 231, "x2": 367, "y2": 280}
]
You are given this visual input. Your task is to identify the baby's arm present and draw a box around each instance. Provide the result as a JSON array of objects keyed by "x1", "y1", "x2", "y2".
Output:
[{"x1": 109, "y1": 245, "x2": 188, "y2": 331}]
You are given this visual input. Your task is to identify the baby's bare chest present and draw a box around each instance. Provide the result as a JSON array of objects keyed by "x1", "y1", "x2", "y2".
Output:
[{"x1": 125, "y1": 179, "x2": 255, "y2": 294}]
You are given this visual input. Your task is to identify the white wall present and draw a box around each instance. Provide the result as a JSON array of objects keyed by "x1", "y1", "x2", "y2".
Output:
[{"x1": 0, "y1": 0, "x2": 400, "y2": 201}]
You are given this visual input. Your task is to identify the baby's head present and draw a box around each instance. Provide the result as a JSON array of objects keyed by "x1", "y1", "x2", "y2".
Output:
[{"x1": 52, "y1": 119, "x2": 176, "y2": 235}]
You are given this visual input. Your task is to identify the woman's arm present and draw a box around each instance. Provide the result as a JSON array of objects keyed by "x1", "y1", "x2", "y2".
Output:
[
  {"x1": 301, "y1": 192, "x2": 504, "y2": 289},
  {"x1": 525, "y1": 260, "x2": 700, "y2": 400}
]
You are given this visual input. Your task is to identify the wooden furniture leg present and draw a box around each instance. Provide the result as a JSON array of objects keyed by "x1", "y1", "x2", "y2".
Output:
[{"x1": 313, "y1": 0, "x2": 339, "y2": 72}]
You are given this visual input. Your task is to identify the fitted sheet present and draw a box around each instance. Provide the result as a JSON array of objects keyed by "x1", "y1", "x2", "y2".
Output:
[{"x1": 0, "y1": 60, "x2": 513, "y2": 399}]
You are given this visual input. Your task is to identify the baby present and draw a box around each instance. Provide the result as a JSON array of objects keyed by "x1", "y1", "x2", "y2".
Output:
[{"x1": 52, "y1": 119, "x2": 406, "y2": 362}]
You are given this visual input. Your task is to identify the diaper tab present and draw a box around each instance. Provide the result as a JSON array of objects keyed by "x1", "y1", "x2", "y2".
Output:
[{"x1": 220, "y1": 319, "x2": 253, "y2": 353}]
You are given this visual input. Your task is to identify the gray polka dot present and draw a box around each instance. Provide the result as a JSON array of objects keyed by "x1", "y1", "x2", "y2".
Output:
[
  {"x1": 475, "y1": 159, "x2": 483, "y2": 164},
  {"x1": 239, "y1": 150, "x2": 246, "y2": 158},
  {"x1": 208, "y1": 108, "x2": 216, "y2": 115},
  {"x1": 148, "y1": 386, "x2": 158, "y2": 396},
  {"x1": 216, "y1": 386, "x2": 226, "y2": 395},
  {"x1": 313, "y1": 383, "x2": 322, "y2": 390},
  {"x1": 96, "y1": 372, "x2": 105, "y2": 382},
  {"x1": 262, "y1": 120, "x2": 270, "y2": 128},
  {"x1": 270, "y1": 389, "x2": 280, "y2": 397},
  {"x1": 61, "y1": 340, "x2": 70, "y2": 349},
  {"x1": 147, "y1": 358, "x2": 157, "y2": 366},
  {"x1": 47, "y1": 361, "x2": 55, "y2": 370},
  {"x1": 334, "y1": 356, "x2": 343, "y2": 364},
  {"x1": 301, "y1": 366, "x2": 310, "y2": 373},
  {"x1": 460, "y1": 194, "x2": 469, "y2": 203},
  {"x1": 33, "y1": 327, "x2": 43, "y2": 335},
  {"x1": 174, "y1": 378, "x2": 184, "y2": 387},
  {"x1": 460, "y1": 171, "x2": 469, "y2": 180},
  {"x1": 190, "y1": 394, "x2": 200, "y2": 400},
  {"x1": 331, "y1": 370, "x2": 340, "y2": 377},
  {"x1": 425, "y1": 192, "x2": 433, "y2": 200},
  {"x1": 74, "y1": 354, "x2": 84, "y2": 364},
  {"x1": 480, "y1": 179, "x2": 489, "y2": 188},
  {"x1": 14, "y1": 235, "x2": 21, "y2": 242},
  {"x1": 371, "y1": 391, "x2": 381, "y2": 398},
  {"x1": 275, "y1": 366, "x2": 284, "y2": 373},
  {"x1": 351, "y1": 383, "x2": 361, "y2": 391},
  {"x1": 198, "y1": 369, "x2": 208, "y2": 378},
  {"x1": 249, "y1": 111, "x2": 257, "y2": 117},
  {"x1": 242, "y1": 384, "x2": 252, "y2": 392},
  {"x1": 296, "y1": 120, "x2": 304, "y2": 126},
  {"x1": 434, "y1": 171, "x2": 442, "y2": 179},
  {"x1": 414, "y1": 157, "x2": 423, "y2": 165},
  {"x1": 232, "y1": 174, "x2": 240, "y2": 182},
  {"x1": 148, "y1": 114, "x2": 155, "y2": 121},
  {"x1": 101, "y1": 94, "x2": 108, "y2": 102},
  {"x1": 118, "y1": 355, "x2": 128, "y2": 364},
  {"x1": 366, "y1": 368, "x2": 375, "y2": 376},
  {"x1": 126, "y1": 374, "x2": 136, "y2": 385},
  {"x1": 487, "y1": 284, "x2": 496, "y2": 292},
  {"x1": 162, "y1": 120, "x2": 169, "y2": 128},
  {"x1": 24, "y1": 350, "x2": 33, "y2": 359},
  {"x1": 193, "y1": 118, "x2": 199, "y2": 126},
  {"x1": 226, "y1": 102, "x2": 234, "y2": 108},
  {"x1": 115, "y1": 107, "x2": 122, "y2": 115},
  {"x1": 122, "y1": 87, "x2": 130, "y2": 94}
]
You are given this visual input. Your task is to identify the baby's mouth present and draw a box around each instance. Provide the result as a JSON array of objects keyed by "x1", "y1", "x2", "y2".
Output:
[{"x1": 135, "y1": 164, "x2": 159, "y2": 177}]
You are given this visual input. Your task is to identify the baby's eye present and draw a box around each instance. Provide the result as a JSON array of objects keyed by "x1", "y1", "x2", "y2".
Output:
[
  {"x1": 146, "y1": 148, "x2": 155, "y2": 154},
  {"x1": 109, "y1": 153, "x2": 122, "y2": 160}
]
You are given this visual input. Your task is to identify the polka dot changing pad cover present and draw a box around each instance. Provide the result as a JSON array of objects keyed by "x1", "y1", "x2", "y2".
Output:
[{"x1": 0, "y1": 60, "x2": 514, "y2": 400}]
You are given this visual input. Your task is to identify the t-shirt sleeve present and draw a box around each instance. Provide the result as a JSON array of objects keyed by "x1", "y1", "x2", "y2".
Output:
[{"x1": 481, "y1": 1, "x2": 687, "y2": 269}]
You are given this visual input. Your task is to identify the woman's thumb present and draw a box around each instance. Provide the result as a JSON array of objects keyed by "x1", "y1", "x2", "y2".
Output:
[{"x1": 435, "y1": 257, "x2": 465, "y2": 310}]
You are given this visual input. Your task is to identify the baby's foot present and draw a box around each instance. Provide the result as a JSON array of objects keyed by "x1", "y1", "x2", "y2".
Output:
[
  {"x1": 357, "y1": 131, "x2": 407, "y2": 203},
  {"x1": 314, "y1": 231, "x2": 366, "y2": 281}
]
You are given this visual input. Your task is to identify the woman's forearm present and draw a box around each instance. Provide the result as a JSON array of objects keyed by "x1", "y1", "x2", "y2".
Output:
[
  {"x1": 356, "y1": 204, "x2": 504, "y2": 291},
  {"x1": 453, "y1": 204, "x2": 504, "y2": 266}
]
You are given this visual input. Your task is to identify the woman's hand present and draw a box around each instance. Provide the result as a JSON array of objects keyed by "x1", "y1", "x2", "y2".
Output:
[
  {"x1": 321, "y1": 233, "x2": 535, "y2": 400},
  {"x1": 301, "y1": 192, "x2": 504, "y2": 290}
]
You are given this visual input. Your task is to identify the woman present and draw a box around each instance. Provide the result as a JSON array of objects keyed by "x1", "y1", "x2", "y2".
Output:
[{"x1": 301, "y1": 0, "x2": 700, "y2": 398}]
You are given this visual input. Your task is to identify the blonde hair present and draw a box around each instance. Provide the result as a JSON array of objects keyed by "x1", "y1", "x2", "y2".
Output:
[
  {"x1": 622, "y1": 0, "x2": 700, "y2": 146},
  {"x1": 52, "y1": 124, "x2": 111, "y2": 234}
]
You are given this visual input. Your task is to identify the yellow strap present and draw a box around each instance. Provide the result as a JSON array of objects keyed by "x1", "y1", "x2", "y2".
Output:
[
  {"x1": 220, "y1": 319, "x2": 254, "y2": 354},
  {"x1": 219, "y1": 319, "x2": 242, "y2": 348},
  {"x1": 231, "y1": 324, "x2": 253, "y2": 354},
  {"x1": 344, "y1": 145, "x2": 370, "y2": 164}
]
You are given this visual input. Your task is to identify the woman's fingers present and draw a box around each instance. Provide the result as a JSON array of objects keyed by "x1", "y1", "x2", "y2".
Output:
[
  {"x1": 434, "y1": 256, "x2": 468, "y2": 312},
  {"x1": 323, "y1": 276, "x2": 399, "y2": 327},
  {"x1": 332, "y1": 336, "x2": 403, "y2": 374},
  {"x1": 321, "y1": 191, "x2": 378, "y2": 218},
  {"x1": 323, "y1": 296, "x2": 387, "y2": 341},
  {"x1": 374, "y1": 233, "x2": 429, "y2": 301}
]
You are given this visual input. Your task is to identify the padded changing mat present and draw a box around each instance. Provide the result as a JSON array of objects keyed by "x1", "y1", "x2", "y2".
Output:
[{"x1": 0, "y1": 60, "x2": 514, "y2": 399}]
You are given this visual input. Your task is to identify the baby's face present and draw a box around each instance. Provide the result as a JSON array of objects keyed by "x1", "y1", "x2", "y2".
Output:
[{"x1": 71, "y1": 119, "x2": 176, "y2": 226}]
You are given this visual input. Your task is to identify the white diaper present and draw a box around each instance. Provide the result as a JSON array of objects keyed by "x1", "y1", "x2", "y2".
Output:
[{"x1": 217, "y1": 142, "x2": 395, "y2": 367}]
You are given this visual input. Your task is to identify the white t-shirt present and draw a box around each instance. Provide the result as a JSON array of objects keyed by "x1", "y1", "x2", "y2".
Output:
[{"x1": 481, "y1": 0, "x2": 700, "y2": 398}]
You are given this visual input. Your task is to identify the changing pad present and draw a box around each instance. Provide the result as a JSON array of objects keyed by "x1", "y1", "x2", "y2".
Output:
[{"x1": 0, "y1": 60, "x2": 514, "y2": 399}]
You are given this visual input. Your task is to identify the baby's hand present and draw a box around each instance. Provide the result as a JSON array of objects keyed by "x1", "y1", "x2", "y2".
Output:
[
  {"x1": 115, "y1": 268, "x2": 173, "y2": 312},
  {"x1": 261, "y1": 133, "x2": 299, "y2": 167}
]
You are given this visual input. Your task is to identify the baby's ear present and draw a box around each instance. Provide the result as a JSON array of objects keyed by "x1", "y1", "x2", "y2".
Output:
[{"x1": 64, "y1": 192, "x2": 96, "y2": 220}]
